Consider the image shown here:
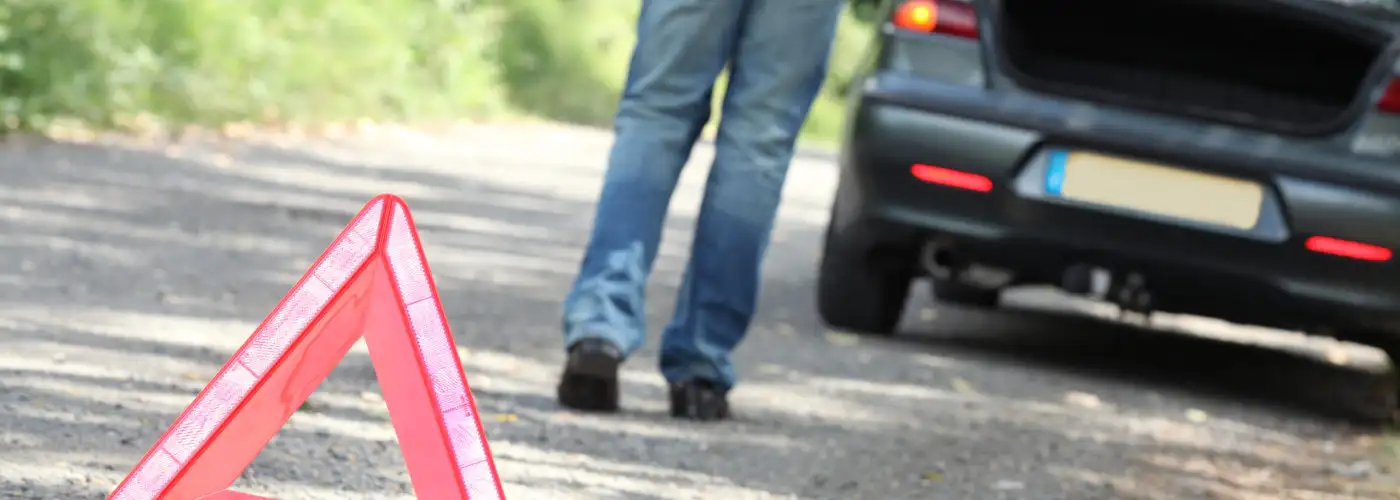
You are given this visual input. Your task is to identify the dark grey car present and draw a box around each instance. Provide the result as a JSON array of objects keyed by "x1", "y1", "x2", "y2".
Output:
[{"x1": 823, "y1": 0, "x2": 1400, "y2": 418}]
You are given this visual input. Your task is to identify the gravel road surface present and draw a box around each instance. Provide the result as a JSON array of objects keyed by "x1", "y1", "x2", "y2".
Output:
[{"x1": 2, "y1": 123, "x2": 1399, "y2": 499}]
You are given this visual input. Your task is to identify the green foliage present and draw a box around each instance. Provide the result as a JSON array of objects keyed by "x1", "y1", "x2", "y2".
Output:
[
  {"x1": 803, "y1": 8, "x2": 877, "y2": 142},
  {"x1": 849, "y1": 0, "x2": 889, "y2": 23},
  {"x1": 1, "y1": 0, "x2": 507, "y2": 131},
  {"x1": 0, "y1": 0, "x2": 877, "y2": 144},
  {"x1": 491, "y1": 0, "x2": 637, "y2": 125}
]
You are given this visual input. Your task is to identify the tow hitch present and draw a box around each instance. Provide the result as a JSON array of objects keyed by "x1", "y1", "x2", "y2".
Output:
[{"x1": 1062, "y1": 264, "x2": 1155, "y2": 321}]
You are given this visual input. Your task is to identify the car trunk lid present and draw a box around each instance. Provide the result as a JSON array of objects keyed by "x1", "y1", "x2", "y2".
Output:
[{"x1": 995, "y1": 0, "x2": 1398, "y2": 136}]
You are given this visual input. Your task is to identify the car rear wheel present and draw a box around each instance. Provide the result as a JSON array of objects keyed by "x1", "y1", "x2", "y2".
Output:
[
  {"x1": 1334, "y1": 329, "x2": 1400, "y2": 422},
  {"x1": 816, "y1": 222, "x2": 914, "y2": 336},
  {"x1": 1370, "y1": 341, "x2": 1400, "y2": 422}
]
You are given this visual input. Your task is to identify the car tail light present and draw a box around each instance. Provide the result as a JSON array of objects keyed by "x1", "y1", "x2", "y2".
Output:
[
  {"x1": 1379, "y1": 78, "x2": 1400, "y2": 114},
  {"x1": 1305, "y1": 236, "x2": 1392, "y2": 262},
  {"x1": 911, "y1": 164, "x2": 993, "y2": 192},
  {"x1": 892, "y1": 0, "x2": 979, "y2": 39}
]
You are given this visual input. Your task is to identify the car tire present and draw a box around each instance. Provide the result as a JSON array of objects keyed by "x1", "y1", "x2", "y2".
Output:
[
  {"x1": 816, "y1": 222, "x2": 914, "y2": 336},
  {"x1": 931, "y1": 277, "x2": 1002, "y2": 308},
  {"x1": 1370, "y1": 342, "x2": 1400, "y2": 421},
  {"x1": 1335, "y1": 330, "x2": 1400, "y2": 422}
]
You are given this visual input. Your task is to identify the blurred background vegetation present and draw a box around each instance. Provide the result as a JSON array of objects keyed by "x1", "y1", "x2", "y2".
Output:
[{"x1": 0, "y1": 0, "x2": 879, "y2": 145}]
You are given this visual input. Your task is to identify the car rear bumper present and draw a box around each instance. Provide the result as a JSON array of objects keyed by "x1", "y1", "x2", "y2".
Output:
[{"x1": 840, "y1": 76, "x2": 1400, "y2": 336}]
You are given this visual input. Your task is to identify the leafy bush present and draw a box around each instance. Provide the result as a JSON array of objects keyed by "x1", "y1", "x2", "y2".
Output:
[
  {"x1": 1, "y1": 0, "x2": 507, "y2": 131},
  {"x1": 492, "y1": 0, "x2": 638, "y2": 125},
  {"x1": 0, "y1": 0, "x2": 875, "y2": 143}
]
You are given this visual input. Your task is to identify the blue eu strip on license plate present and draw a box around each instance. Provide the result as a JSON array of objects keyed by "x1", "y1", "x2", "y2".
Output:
[{"x1": 1044, "y1": 150, "x2": 1068, "y2": 195}]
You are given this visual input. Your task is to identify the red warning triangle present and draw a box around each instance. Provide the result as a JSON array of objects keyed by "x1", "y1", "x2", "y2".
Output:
[{"x1": 108, "y1": 195, "x2": 505, "y2": 500}]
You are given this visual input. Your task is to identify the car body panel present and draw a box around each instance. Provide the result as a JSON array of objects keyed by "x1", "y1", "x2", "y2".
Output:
[
  {"x1": 837, "y1": 0, "x2": 1400, "y2": 337},
  {"x1": 859, "y1": 73, "x2": 1400, "y2": 189}
]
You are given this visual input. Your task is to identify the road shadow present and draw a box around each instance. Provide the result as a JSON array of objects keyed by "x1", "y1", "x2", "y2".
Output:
[
  {"x1": 893, "y1": 284, "x2": 1396, "y2": 423},
  {"x1": 0, "y1": 127, "x2": 1394, "y2": 499}
]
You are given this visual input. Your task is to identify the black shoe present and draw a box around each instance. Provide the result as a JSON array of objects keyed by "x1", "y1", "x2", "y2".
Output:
[
  {"x1": 668, "y1": 379, "x2": 731, "y2": 421},
  {"x1": 556, "y1": 338, "x2": 623, "y2": 412}
]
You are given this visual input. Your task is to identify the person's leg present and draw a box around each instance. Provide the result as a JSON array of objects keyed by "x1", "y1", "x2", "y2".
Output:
[
  {"x1": 659, "y1": 0, "x2": 844, "y2": 412},
  {"x1": 559, "y1": 0, "x2": 745, "y2": 411}
]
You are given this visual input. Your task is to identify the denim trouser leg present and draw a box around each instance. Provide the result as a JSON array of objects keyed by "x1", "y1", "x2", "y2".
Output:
[
  {"x1": 659, "y1": 0, "x2": 844, "y2": 391},
  {"x1": 562, "y1": 0, "x2": 745, "y2": 355}
]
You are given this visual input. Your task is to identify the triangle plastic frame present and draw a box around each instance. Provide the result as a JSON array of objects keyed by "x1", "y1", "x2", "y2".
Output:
[{"x1": 109, "y1": 195, "x2": 504, "y2": 500}]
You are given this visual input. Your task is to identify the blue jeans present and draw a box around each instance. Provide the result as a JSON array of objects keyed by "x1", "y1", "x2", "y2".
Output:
[{"x1": 561, "y1": 0, "x2": 844, "y2": 391}]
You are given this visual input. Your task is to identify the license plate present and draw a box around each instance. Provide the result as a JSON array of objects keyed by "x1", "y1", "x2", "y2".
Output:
[{"x1": 1044, "y1": 150, "x2": 1264, "y2": 230}]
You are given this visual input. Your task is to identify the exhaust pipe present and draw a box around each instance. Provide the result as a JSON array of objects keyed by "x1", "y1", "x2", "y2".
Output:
[
  {"x1": 920, "y1": 241, "x2": 957, "y2": 279},
  {"x1": 920, "y1": 240, "x2": 1014, "y2": 288}
]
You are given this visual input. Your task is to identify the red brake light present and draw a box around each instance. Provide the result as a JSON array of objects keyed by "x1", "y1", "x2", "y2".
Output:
[
  {"x1": 1379, "y1": 79, "x2": 1400, "y2": 114},
  {"x1": 1305, "y1": 236, "x2": 1392, "y2": 262},
  {"x1": 911, "y1": 164, "x2": 993, "y2": 192},
  {"x1": 892, "y1": 0, "x2": 979, "y2": 39}
]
